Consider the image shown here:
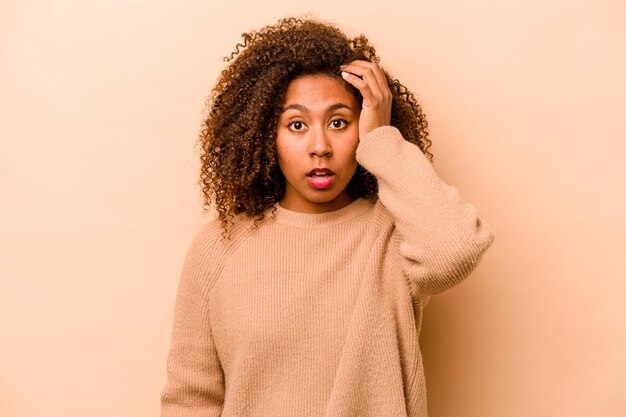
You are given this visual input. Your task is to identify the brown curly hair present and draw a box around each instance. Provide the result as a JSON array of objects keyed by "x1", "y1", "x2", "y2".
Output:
[{"x1": 198, "y1": 17, "x2": 432, "y2": 238}]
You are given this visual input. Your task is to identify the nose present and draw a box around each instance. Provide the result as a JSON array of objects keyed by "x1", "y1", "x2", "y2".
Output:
[{"x1": 308, "y1": 126, "x2": 332, "y2": 158}]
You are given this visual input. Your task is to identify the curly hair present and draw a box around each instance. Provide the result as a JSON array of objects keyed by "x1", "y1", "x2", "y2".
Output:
[{"x1": 198, "y1": 17, "x2": 432, "y2": 238}]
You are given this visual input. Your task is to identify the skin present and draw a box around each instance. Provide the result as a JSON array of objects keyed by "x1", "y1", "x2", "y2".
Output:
[{"x1": 275, "y1": 60, "x2": 393, "y2": 213}]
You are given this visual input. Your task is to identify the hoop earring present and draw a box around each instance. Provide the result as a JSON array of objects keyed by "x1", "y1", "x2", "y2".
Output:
[{"x1": 268, "y1": 172, "x2": 277, "y2": 182}]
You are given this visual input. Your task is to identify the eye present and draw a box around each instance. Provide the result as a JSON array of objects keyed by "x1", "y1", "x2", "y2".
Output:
[
  {"x1": 288, "y1": 121, "x2": 306, "y2": 131},
  {"x1": 330, "y1": 119, "x2": 348, "y2": 129}
]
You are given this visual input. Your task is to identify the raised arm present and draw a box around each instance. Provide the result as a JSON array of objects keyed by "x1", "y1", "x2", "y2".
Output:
[
  {"x1": 161, "y1": 224, "x2": 225, "y2": 416},
  {"x1": 356, "y1": 125, "x2": 495, "y2": 297},
  {"x1": 341, "y1": 60, "x2": 495, "y2": 298}
]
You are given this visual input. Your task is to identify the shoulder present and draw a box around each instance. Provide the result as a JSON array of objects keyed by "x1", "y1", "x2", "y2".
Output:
[
  {"x1": 188, "y1": 217, "x2": 224, "y2": 250},
  {"x1": 178, "y1": 215, "x2": 260, "y2": 291},
  {"x1": 364, "y1": 197, "x2": 395, "y2": 230},
  {"x1": 185, "y1": 214, "x2": 259, "y2": 265}
]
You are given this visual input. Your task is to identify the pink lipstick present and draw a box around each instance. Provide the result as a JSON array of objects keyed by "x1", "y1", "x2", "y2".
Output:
[{"x1": 306, "y1": 168, "x2": 335, "y2": 189}]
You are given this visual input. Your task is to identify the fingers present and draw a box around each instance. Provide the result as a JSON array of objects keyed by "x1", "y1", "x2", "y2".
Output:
[
  {"x1": 340, "y1": 60, "x2": 391, "y2": 103},
  {"x1": 341, "y1": 70, "x2": 376, "y2": 106},
  {"x1": 340, "y1": 60, "x2": 393, "y2": 135}
]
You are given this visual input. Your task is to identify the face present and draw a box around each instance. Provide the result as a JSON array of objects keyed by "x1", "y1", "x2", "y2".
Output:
[{"x1": 275, "y1": 74, "x2": 361, "y2": 213}]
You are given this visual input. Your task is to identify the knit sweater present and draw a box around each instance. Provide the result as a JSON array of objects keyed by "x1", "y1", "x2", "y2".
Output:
[{"x1": 161, "y1": 126, "x2": 495, "y2": 417}]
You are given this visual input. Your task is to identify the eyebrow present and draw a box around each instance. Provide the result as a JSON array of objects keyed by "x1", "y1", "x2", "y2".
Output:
[{"x1": 280, "y1": 103, "x2": 353, "y2": 113}]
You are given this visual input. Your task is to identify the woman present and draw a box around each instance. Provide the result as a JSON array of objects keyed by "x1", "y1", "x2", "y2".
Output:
[{"x1": 161, "y1": 17, "x2": 495, "y2": 417}]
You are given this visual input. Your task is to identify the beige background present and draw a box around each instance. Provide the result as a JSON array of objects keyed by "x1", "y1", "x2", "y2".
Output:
[{"x1": 1, "y1": 0, "x2": 624, "y2": 416}]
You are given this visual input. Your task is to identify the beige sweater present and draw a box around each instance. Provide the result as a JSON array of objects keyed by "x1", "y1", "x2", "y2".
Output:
[{"x1": 161, "y1": 126, "x2": 495, "y2": 417}]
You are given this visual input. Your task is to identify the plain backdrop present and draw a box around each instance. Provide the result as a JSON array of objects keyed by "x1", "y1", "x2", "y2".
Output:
[{"x1": 1, "y1": 0, "x2": 624, "y2": 416}]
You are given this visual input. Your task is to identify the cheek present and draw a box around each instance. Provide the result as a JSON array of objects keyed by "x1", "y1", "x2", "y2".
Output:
[
  {"x1": 340, "y1": 135, "x2": 360, "y2": 157},
  {"x1": 275, "y1": 138, "x2": 297, "y2": 173},
  {"x1": 274, "y1": 134, "x2": 288, "y2": 161}
]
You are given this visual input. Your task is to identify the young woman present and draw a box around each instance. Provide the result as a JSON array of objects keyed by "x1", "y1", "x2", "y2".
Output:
[{"x1": 161, "y1": 17, "x2": 495, "y2": 417}]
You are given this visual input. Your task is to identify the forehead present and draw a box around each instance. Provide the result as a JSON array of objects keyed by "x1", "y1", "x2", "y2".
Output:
[{"x1": 282, "y1": 74, "x2": 358, "y2": 108}]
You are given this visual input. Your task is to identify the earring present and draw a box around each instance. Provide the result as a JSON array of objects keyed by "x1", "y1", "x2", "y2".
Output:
[{"x1": 268, "y1": 171, "x2": 276, "y2": 182}]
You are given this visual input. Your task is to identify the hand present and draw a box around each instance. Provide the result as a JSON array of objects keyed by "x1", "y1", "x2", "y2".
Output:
[{"x1": 340, "y1": 60, "x2": 392, "y2": 139}]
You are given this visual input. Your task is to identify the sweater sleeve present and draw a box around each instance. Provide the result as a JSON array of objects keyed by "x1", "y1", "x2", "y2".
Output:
[
  {"x1": 355, "y1": 126, "x2": 496, "y2": 297},
  {"x1": 161, "y1": 223, "x2": 225, "y2": 416}
]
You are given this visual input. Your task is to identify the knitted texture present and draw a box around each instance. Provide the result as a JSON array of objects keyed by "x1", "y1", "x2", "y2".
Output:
[{"x1": 161, "y1": 126, "x2": 495, "y2": 416}]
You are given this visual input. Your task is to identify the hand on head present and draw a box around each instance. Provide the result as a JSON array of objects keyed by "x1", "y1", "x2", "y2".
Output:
[{"x1": 340, "y1": 60, "x2": 392, "y2": 138}]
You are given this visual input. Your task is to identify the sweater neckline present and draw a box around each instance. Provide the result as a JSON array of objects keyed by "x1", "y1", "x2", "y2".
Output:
[{"x1": 271, "y1": 197, "x2": 372, "y2": 229}]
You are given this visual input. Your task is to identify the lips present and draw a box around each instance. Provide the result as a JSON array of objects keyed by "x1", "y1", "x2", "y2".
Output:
[
  {"x1": 307, "y1": 167, "x2": 335, "y2": 176},
  {"x1": 306, "y1": 168, "x2": 335, "y2": 189}
]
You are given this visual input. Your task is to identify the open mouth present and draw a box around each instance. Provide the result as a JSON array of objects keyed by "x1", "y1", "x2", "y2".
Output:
[
  {"x1": 306, "y1": 171, "x2": 335, "y2": 189},
  {"x1": 307, "y1": 167, "x2": 334, "y2": 176}
]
